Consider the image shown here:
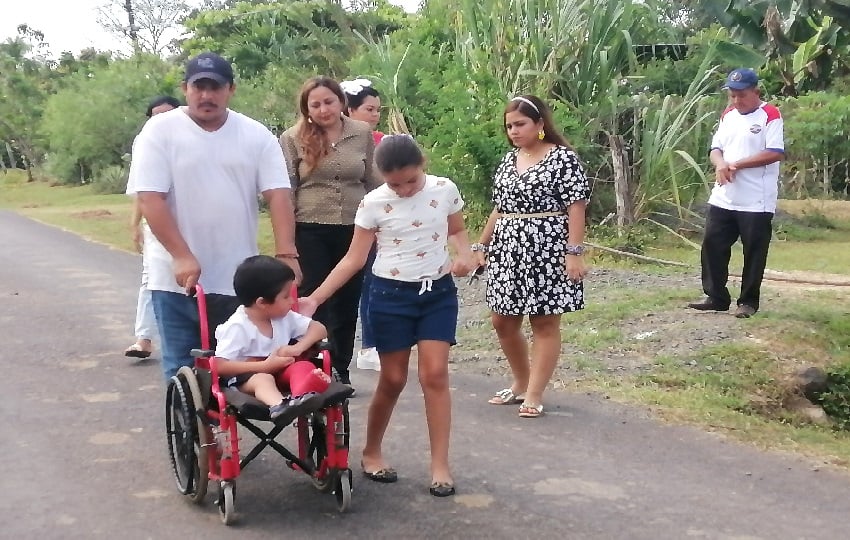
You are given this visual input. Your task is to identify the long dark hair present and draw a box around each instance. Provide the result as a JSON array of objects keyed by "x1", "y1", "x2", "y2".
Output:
[
  {"x1": 504, "y1": 95, "x2": 572, "y2": 150},
  {"x1": 374, "y1": 134, "x2": 425, "y2": 173},
  {"x1": 344, "y1": 85, "x2": 380, "y2": 113},
  {"x1": 295, "y1": 76, "x2": 347, "y2": 174}
]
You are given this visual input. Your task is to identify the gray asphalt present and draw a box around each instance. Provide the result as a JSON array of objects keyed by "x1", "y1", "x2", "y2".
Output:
[{"x1": 2, "y1": 209, "x2": 849, "y2": 540}]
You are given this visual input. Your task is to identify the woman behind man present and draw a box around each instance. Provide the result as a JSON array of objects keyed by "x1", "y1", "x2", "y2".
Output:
[
  {"x1": 280, "y1": 77, "x2": 380, "y2": 389},
  {"x1": 474, "y1": 95, "x2": 590, "y2": 418},
  {"x1": 125, "y1": 95, "x2": 181, "y2": 359},
  {"x1": 341, "y1": 78, "x2": 384, "y2": 370}
]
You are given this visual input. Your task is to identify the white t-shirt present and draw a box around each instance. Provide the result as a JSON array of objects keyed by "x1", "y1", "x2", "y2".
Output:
[
  {"x1": 355, "y1": 174, "x2": 464, "y2": 281},
  {"x1": 127, "y1": 107, "x2": 290, "y2": 294},
  {"x1": 214, "y1": 306, "x2": 312, "y2": 361},
  {"x1": 709, "y1": 102, "x2": 784, "y2": 213}
]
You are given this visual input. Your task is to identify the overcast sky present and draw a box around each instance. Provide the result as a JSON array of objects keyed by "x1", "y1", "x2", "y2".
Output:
[{"x1": 1, "y1": 0, "x2": 420, "y2": 57}]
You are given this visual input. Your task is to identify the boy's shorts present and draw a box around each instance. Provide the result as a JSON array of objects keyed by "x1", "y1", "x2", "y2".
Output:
[
  {"x1": 368, "y1": 274, "x2": 458, "y2": 353},
  {"x1": 223, "y1": 373, "x2": 253, "y2": 388}
]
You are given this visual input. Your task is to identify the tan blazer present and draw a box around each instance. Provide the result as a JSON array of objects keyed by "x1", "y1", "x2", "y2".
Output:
[{"x1": 280, "y1": 116, "x2": 379, "y2": 225}]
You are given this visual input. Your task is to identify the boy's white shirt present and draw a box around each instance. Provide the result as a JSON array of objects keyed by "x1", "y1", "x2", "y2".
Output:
[
  {"x1": 354, "y1": 174, "x2": 464, "y2": 282},
  {"x1": 215, "y1": 306, "x2": 311, "y2": 361}
]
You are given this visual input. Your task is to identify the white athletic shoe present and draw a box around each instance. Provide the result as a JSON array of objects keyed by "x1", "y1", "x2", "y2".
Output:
[{"x1": 356, "y1": 347, "x2": 381, "y2": 371}]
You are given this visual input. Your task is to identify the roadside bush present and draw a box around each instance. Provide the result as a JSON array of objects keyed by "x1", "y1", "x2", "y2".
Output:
[
  {"x1": 91, "y1": 165, "x2": 129, "y2": 195},
  {"x1": 819, "y1": 362, "x2": 850, "y2": 430},
  {"x1": 781, "y1": 92, "x2": 850, "y2": 197},
  {"x1": 40, "y1": 55, "x2": 177, "y2": 185}
]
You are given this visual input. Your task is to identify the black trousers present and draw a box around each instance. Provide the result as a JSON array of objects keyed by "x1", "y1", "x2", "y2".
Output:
[
  {"x1": 700, "y1": 205, "x2": 773, "y2": 310},
  {"x1": 296, "y1": 222, "x2": 363, "y2": 377}
]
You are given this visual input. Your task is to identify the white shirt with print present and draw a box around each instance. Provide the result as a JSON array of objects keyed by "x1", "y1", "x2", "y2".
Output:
[{"x1": 355, "y1": 174, "x2": 464, "y2": 282}]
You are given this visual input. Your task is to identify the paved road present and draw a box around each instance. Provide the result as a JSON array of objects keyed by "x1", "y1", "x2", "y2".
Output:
[{"x1": 2, "y1": 210, "x2": 849, "y2": 539}]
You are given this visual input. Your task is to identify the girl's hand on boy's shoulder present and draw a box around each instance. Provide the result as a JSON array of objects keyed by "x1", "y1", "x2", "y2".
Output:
[{"x1": 297, "y1": 296, "x2": 319, "y2": 318}]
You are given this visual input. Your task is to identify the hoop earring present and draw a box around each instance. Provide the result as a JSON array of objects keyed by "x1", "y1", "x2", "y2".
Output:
[
  {"x1": 538, "y1": 130, "x2": 545, "y2": 140},
  {"x1": 307, "y1": 117, "x2": 313, "y2": 124}
]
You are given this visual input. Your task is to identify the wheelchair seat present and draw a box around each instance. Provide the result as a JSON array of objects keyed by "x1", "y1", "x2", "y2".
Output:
[{"x1": 222, "y1": 387, "x2": 272, "y2": 421}]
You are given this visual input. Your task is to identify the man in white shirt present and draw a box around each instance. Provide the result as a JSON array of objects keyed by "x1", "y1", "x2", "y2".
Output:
[
  {"x1": 128, "y1": 52, "x2": 301, "y2": 380},
  {"x1": 688, "y1": 68, "x2": 785, "y2": 318}
]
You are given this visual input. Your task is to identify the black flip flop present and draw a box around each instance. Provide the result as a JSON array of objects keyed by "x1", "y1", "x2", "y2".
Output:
[
  {"x1": 362, "y1": 467, "x2": 398, "y2": 483},
  {"x1": 429, "y1": 482, "x2": 456, "y2": 497},
  {"x1": 124, "y1": 346, "x2": 152, "y2": 359}
]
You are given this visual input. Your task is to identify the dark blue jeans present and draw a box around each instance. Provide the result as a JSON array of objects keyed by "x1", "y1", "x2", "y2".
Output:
[
  {"x1": 359, "y1": 246, "x2": 377, "y2": 349},
  {"x1": 151, "y1": 290, "x2": 240, "y2": 381}
]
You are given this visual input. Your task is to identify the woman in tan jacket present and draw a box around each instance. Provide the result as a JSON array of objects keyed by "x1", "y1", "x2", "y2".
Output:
[{"x1": 280, "y1": 76, "x2": 379, "y2": 388}]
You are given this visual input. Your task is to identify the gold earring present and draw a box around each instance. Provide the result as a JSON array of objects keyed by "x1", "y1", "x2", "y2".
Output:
[{"x1": 538, "y1": 130, "x2": 545, "y2": 140}]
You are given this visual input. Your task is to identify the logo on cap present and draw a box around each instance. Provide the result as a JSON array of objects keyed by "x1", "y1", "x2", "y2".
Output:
[
  {"x1": 730, "y1": 71, "x2": 743, "y2": 82},
  {"x1": 197, "y1": 57, "x2": 215, "y2": 69}
]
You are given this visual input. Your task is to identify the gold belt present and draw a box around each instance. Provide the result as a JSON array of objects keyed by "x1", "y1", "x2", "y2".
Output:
[{"x1": 499, "y1": 211, "x2": 565, "y2": 219}]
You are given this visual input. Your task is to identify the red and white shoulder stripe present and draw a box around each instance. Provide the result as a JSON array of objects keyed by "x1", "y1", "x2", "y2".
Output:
[{"x1": 761, "y1": 103, "x2": 782, "y2": 123}]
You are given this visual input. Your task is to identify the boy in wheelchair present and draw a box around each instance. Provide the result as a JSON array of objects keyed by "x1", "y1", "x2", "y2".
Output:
[{"x1": 214, "y1": 255, "x2": 353, "y2": 424}]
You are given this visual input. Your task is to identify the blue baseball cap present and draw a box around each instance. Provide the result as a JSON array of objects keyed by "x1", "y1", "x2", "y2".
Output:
[
  {"x1": 184, "y1": 52, "x2": 234, "y2": 85},
  {"x1": 723, "y1": 68, "x2": 759, "y2": 90}
]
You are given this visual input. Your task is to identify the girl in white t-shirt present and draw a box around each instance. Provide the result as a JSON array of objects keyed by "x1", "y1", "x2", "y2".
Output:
[{"x1": 300, "y1": 134, "x2": 477, "y2": 497}]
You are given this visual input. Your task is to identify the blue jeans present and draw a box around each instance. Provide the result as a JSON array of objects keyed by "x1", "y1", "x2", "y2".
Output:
[
  {"x1": 151, "y1": 290, "x2": 240, "y2": 381},
  {"x1": 359, "y1": 246, "x2": 377, "y2": 349}
]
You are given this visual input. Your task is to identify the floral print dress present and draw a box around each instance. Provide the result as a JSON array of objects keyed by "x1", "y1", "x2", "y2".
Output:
[{"x1": 486, "y1": 145, "x2": 590, "y2": 316}]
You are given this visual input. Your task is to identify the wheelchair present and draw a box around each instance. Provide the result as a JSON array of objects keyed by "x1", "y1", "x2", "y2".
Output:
[{"x1": 164, "y1": 284, "x2": 352, "y2": 525}]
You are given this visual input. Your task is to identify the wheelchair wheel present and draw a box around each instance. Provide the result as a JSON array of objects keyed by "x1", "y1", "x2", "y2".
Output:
[
  {"x1": 334, "y1": 469, "x2": 353, "y2": 513},
  {"x1": 177, "y1": 367, "x2": 210, "y2": 503},
  {"x1": 165, "y1": 371, "x2": 209, "y2": 504},
  {"x1": 217, "y1": 481, "x2": 236, "y2": 525},
  {"x1": 306, "y1": 412, "x2": 333, "y2": 493}
]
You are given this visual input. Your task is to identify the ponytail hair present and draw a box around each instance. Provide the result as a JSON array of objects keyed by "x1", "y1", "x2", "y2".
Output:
[{"x1": 374, "y1": 134, "x2": 425, "y2": 173}]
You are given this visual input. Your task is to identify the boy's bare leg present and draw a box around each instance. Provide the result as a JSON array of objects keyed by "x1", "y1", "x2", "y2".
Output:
[
  {"x1": 239, "y1": 373, "x2": 286, "y2": 406},
  {"x1": 417, "y1": 339, "x2": 452, "y2": 485},
  {"x1": 362, "y1": 348, "x2": 410, "y2": 472}
]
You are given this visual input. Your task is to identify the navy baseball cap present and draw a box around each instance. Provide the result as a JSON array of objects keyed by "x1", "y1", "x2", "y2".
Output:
[
  {"x1": 184, "y1": 52, "x2": 234, "y2": 85},
  {"x1": 723, "y1": 68, "x2": 759, "y2": 90}
]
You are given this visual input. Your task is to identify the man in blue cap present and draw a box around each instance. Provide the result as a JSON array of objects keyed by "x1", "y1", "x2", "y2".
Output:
[
  {"x1": 128, "y1": 52, "x2": 302, "y2": 380},
  {"x1": 687, "y1": 68, "x2": 785, "y2": 318}
]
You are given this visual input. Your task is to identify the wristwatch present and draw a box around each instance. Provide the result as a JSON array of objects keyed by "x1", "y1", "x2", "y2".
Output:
[
  {"x1": 565, "y1": 244, "x2": 585, "y2": 256},
  {"x1": 471, "y1": 243, "x2": 489, "y2": 253}
]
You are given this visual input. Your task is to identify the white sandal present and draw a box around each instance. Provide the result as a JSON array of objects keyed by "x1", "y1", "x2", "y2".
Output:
[
  {"x1": 518, "y1": 402, "x2": 544, "y2": 418},
  {"x1": 488, "y1": 388, "x2": 526, "y2": 405}
]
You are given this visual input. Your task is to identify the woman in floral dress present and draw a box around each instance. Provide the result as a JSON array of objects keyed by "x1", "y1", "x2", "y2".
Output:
[{"x1": 472, "y1": 95, "x2": 590, "y2": 418}]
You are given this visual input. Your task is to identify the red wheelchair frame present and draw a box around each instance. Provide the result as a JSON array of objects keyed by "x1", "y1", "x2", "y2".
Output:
[{"x1": 165, "y1": 284, "x2": 352, "y2": 525}]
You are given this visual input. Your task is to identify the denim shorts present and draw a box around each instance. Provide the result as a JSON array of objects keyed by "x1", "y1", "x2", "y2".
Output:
[{"x1": 368, "y1": 274, "x2": 458, "y2": 353}]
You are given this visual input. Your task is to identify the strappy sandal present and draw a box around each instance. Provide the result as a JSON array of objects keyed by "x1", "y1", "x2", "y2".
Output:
[
  {"x1": 488, "y1": 388, "x2": 526, "y2": 405},
  {"x1": 518, "y1": 402, "x2": 544, "y2": 418}
]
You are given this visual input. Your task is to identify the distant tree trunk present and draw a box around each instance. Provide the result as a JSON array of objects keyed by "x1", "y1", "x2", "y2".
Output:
[
  {"x1": 5, "y1": 141, "x2": 17, "y2": 170},
  {"x1": 124, "y1": 0, "x2": 141, "y2": 55},
  {"x1": 609, "y1": 134, "x2": 635, "y2": 234}
]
